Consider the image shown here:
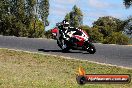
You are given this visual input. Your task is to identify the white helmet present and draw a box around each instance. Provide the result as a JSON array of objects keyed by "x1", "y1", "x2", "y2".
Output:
[{"x1": 63, "y1": 20, "x2": 69, "y2": 29}]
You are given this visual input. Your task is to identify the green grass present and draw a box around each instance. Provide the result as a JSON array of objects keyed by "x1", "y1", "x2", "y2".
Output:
[{"x1": 0, "y1": 49, "x2": 131, "y2": 88}]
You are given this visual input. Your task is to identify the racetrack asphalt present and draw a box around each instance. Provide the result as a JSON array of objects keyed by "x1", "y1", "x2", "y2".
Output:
[{"x1": 0, "y1": 35, "x2": 132, "y2": 68}]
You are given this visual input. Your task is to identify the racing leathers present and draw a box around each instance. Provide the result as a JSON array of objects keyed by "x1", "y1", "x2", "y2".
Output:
[{"x1": 58, "y1": 24, "x2": 84, "y2": 46}]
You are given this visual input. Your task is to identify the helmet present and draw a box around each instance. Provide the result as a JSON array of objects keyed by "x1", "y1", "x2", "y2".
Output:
[{"x1": 62, "y1": 20, "x2": 69, "y2": 29}]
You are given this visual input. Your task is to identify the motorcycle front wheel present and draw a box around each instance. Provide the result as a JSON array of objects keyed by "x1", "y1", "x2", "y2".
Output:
[{"x1": 86, "y1": 42, "x2": 96, "y2": 54}]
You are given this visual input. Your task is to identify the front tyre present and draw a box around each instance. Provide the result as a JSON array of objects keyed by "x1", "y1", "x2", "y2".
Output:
[{"x1": 86, "y1": 43, "x2": 96, "y2": 54}]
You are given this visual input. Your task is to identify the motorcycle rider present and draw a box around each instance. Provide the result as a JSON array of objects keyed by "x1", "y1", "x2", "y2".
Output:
[
  {"x1": 56, "y1": 20, "x2": 70, "y2": 49},
  {"x1": 57, "y1": 20, "x2": 70, "y2": 41},
  {"x1": 53, "y1": 20, "x2": 95, "y2": 53},
  {"x1": 58, "y1": 20, "x2": 83, "y2": 41}
]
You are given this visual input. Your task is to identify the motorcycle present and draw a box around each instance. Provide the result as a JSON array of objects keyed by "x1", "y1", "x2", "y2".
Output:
[{"x1": 51, "y1": 25, "x2": 96, "y2": 54}]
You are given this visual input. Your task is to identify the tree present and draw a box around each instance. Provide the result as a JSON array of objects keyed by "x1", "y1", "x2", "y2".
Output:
[
  {"x1": 0, "y1": 0, "x2": 46, "y2": 38},
  {"x1": 124, "y1": 0, "x2": 132, "y2": 8},
  {"x1": 92, "y1": 16, "x2": 129, "y2": 44},
  {"x1": 39, "y1": 0, "x2": 49, "y2": 27},
  {"x1": 104, "y1": 32, "x2": 129, "y2": 45},
  {"x1": 65, "y1": 13, "x2": 70, "y2": 22},
  {"x1": 79, "y1": 25, "x2": 103, "y2": 42},
  {"x1": 45, "y1": 29, "x2": 52, "y2": 39},
  {"x1": 27, "y1": 19, "x2": 45, "y2": 38},
  {"x1": 93, "y1": 16, "x2": 124, "y2": 37},
  {"x1": 79, "y1": 25, "x2": 91, "y2": 34},
  {"x1": 25, "y1": 0, "x2": 36, "y2": 20},
  {"x1": 0, "y1": 0, "x2": 16, "y2": 35},
  {"x1": 90, "y1": 27, "x2": 104, "y2": 43},
  {"x1": 65, "y1": 5, "x2": 83, "y2": 27},
  {"x1": 0, "y1": 0, "x2": 10, "y2": 16},
  {"x1": 10, "y1": 0, "x2": 25, "y2": 19},
  {"x1": 123, "y1": 16, "x2": 132, "y2": 38}
]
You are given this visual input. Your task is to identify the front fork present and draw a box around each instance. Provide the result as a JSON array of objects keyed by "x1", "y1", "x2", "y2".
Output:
[{"x1": 83, "y1": 40, "x2": 94, "y2": 50}]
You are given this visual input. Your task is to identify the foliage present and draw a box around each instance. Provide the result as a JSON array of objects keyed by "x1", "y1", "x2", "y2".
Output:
[
  {"x1": 27, "y1": 19, "x2": 45, "y2": 38},
  {"x1": 64, "y1": 5, "x2": 83, "y2": 27},
  {"x1": 90, "y1": 27, "x2": 104, "y2": 43},
  {"x1": 39, "y1": 0, "x2": 49, "y2": 26},
  {"x1": 93, "y1": 16, "x2": 124, "y2": 37},
  {"x1": 78, "y1": 16, "x2": 129, "y2": 44},
  {"x1": 92, "y1": 16, "x2": 129, "y2": 44},
  {"x1": 26, "y1": 0, "x2": 36, "y2": 19},
  {"x1": 103, "y1": 32, "x2": 129, "y2": 45},
  {"x1": 128, "y1": 38, "x2": 132, "y2": 44},
  {"x1": 79, "y1": 25, "x2": 103, "y2": 42},
  {"x1": 79, "y1": 25, "x2": 91, "y2": 34},
  {"x1": 0, "y1": 0, "x2": 49, "y2": 38},
  {"x1": 45, "y1": 29, "x2": 52, "y2": 39},
  {"x1": 123, "y1": 16, "x2": 132, "y2": 38},
  {"x1": 124, "y1": 0, "x2": 132, "y2": 8},
  {"x1": 0, "y1": 15, "x2": 44, "y2": 37}
]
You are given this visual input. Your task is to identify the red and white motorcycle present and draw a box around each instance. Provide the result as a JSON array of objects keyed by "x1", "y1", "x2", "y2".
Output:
[{"x1": 51, "y1": 25, "x2": 96, "y2": 54}]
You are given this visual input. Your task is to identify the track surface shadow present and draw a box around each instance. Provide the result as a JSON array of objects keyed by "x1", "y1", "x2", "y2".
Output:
[{"x1": 38, "y1": 49, "x2": 87, "y2": 54}]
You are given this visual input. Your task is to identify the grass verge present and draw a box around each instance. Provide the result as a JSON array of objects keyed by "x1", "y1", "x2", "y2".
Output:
[{"x1": 0, "y1": 49, "x2": 131, "y2": 88}]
